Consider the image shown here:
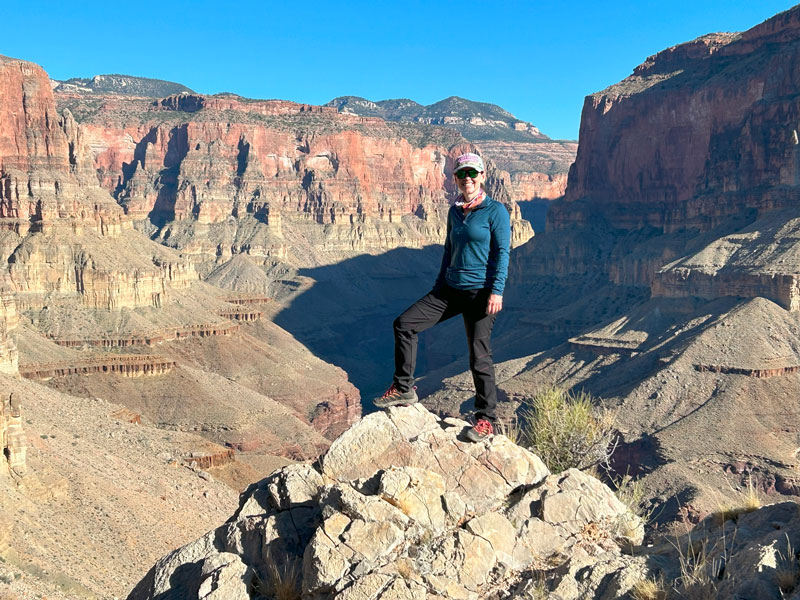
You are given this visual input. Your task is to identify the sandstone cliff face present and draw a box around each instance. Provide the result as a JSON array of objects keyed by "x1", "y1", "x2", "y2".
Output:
[
  {"x1": 0, "y1": 55, "x2": 123, "y2": 234},
  {"x1": 556, "y1": 16, "x2": 800, "y2": 236},
  {"x1": 325, "y1": 97, "x2": 578, "y2": 207},
  {"x1": 0, "y1": 56, "x2": 198, "y2": 310},
  {"x1": 536, "y1": 7, "x2": 800, "y2": 293}
]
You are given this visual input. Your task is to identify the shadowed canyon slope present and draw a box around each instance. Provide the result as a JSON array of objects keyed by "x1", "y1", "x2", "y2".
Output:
[{"x1": 427, "y1": 5, "x2": 800, "y2": 527}]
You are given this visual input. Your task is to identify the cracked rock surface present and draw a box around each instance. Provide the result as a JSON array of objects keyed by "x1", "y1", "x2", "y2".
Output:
[{"x1": 128, "y1": 405, "x2": 643, "y2": 599}]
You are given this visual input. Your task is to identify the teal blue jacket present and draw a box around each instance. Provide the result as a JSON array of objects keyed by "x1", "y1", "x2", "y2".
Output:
[{"x1": 434, "y1": 196, "x2": 511, "y2": 295}]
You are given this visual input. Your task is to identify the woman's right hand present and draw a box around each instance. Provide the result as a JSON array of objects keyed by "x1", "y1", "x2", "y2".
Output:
[{"x1": 487, "y1": 293, "x2": 503, "y2": 315}]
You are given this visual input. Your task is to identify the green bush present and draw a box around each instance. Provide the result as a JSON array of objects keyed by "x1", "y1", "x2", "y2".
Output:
[{"x1": 519, "y1": 386, "x2": 616, "y2": 473}]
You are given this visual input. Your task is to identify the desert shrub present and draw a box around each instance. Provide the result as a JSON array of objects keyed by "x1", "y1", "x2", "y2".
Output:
[{"x1": 519, "y1": 386, "x2": 616, "y2": 473}]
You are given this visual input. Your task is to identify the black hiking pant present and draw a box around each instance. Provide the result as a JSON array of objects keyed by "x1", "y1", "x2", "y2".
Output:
[{"x1": 393, "y1": 283, "x2": 498, "y2": 422}]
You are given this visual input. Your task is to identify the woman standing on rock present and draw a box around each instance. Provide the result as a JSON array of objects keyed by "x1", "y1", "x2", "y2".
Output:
[{"x1": 374, "y1": 152, "x2": 510, "y2": 442}]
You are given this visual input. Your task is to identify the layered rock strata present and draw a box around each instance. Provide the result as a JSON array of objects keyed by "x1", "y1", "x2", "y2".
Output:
[
  {"x1": 0, "y1": 56, "x2": 199, "y2": 311},
  {"x1": 129, "y1": 405, "x2": 644, "y2": 600},
  {"x1": 57, "y1": 88, "x2": 534, "y2": 268},
  {"x1": 542, "y1": 7, "x2": 800, "y2": 292},
  {"x1": 19, "y1": 354, "x2": 176, "y2": 379},
  {"x1": 0, "y1": 55, "x2": 123, "y2": 234},
  {"x1": 324, "y1": 96, "x2": 578, "y2": 205},
  {"x1": 0, "y1": 56, "x2": 361, "y2": 461},
  {"x1": 652, "y1": 209, "x2": 800, "y2": 310},
  {"x1": 46, "y1": 321, "x2": 239, "y2": 347}
]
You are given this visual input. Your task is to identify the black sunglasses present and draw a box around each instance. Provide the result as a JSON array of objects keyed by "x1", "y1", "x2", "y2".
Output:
[{"x1": 455, "y1": 168, "x2": 481, "y2": 179}]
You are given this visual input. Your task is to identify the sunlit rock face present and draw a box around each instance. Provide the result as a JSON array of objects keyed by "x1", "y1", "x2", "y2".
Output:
[
  {"x1": 0, "y1": 56, "x2": 198, "y2": 309},
  {"x1": 0, "y1": 55, "x2": 124, "y2": 234},
  {"x1": 527, "y1": 7, "x2": 800, "y2": 290},
  {"x1": 0, "y1": 280, "x2": 17, "y2": 375},
  {"x1": 57, "y1": 89, "x2": 534, "y2": 271},
  {"x1": 557, "y1": 11, "x2": 800, "y2": 236}
]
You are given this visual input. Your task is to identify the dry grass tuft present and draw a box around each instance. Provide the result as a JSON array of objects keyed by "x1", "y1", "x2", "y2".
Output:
[
  {"x1": 252, "y1": 557, "x2": 302, "y2": 600},
  {"x1": 494, "y1": 419, "x2": 522, "y2": 445},
  {"x1": 711, "y1": 476, "x2": 762, "y2": 526},
  {"x1": 614, "y1": 472, "x2": 651, "y2": 521},
  {"x1": 518, "y1": 386, "x2": 617, "y2": 473},
  {"x1": 631, "y1": 576, "x2": 668, "y2": 600},
  {"x1": 776, "y1": 535, "x2": 799, "y2": 594}
]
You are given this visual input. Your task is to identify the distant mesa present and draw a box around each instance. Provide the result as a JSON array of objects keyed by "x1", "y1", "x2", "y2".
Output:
[
  {"x1": 326, "y1": 94, "x2": 553, "y2": 143},
  {"x1": 52, "y1": 73, "x2": 195, "y2": 97}
]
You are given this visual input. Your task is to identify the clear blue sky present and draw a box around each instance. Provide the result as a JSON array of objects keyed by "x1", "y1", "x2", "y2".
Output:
[{"x1": 3, "y1": 1, "x2": 796, "y2": 140}]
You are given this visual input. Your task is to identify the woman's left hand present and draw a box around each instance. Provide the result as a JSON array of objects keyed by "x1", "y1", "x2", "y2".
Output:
[{"x1": 487, "y1": 293, "x2": 503, "y2": 315}]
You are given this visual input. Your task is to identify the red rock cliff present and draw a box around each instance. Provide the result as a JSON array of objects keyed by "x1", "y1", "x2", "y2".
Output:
[
  {"x1": 0, "y1": 55, "x2": 123, "y2": 234},
  {"x1": 552, "y1": 7, "x2": 800, "y2": 235}
]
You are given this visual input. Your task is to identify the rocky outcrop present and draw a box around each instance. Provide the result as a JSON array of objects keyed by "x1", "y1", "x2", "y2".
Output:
[
  {"x1": 0, "y1": 283, "x2": 18, "y2": 375},
  {"x1": 129, "y1": 405, "x2": 644, "y2": 600},
  {"x1": 1, "y1": 392, "x2": 26, "y2": 477}
]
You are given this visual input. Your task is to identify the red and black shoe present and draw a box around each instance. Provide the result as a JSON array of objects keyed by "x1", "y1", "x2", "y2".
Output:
[
  {"x1": 465, "y1": 418, "x2": 494, "y2": 442},
  {"x1": 373, "y1": 384, "x2": 418, "y2": 409}
]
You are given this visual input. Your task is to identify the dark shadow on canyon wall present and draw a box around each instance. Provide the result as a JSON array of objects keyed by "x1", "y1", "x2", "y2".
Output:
[
  {"x1": 272, "y1": 245, "x2": 447, "y2": 412},
  {"x1": 271, "y1": 243, "x2": 560, "y2": 413}
]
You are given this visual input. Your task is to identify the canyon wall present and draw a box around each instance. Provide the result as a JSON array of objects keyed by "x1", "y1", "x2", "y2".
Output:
[
  {"x1": 0, "y1": 55, "x2": 123, "y2": 233},
  {"x1": 0, "y1": 57, "x2": 361, "y2": 452},
  {"x1": 0, "y1": 56, "x2": 198, "y2": 310},
  {"x1": 555, "y1": 14, "x2": 800, "y2": 236},
  {"x1": 57, "y1": 91, "x2": 534, "y2": 270},
  {"x1": 532, "y1": 7, "x2": 800, "y2": 294}
]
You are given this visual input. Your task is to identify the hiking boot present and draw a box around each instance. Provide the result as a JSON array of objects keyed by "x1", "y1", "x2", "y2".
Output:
[
  {"x1": 465, "y1": 418, "x2": 494, "y2": 442},
  {"x1": 373, "y1": 384, "x2": 418, "y2": 408}
]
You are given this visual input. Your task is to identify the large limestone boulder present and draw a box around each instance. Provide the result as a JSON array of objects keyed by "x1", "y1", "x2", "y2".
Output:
[{"x1": 128, "y1": 405, "x2": 642, "y2": 600}]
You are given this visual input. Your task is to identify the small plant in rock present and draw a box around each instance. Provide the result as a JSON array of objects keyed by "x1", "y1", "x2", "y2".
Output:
[
  {"x1": 614, "y1": 472, "x2": 655, "y2": 523},
  {"x1": 776, "y1": 535, "x2": 799, "y2": 594},
  {"x1": 518, "y1": 386, "x2": 616, "y2": 473},
  {"x1": 494, "y1": 419, "x2": 522, "y2": 445},
  {"x1": 251, "y1": 557, "x2": 302, "y2": 600}
]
